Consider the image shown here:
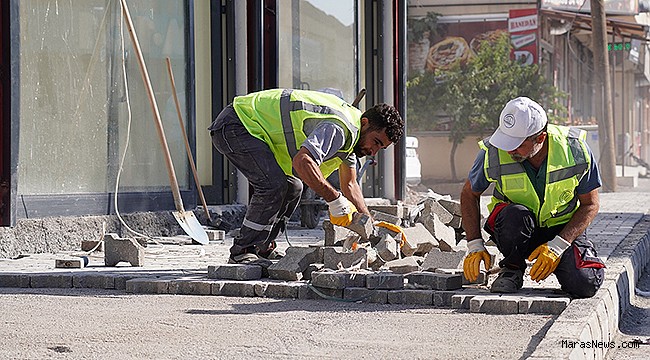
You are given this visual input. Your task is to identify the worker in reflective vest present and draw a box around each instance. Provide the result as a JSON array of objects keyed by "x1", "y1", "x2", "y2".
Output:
[
  {"x1": 209, "y1": 89, "x2": 404, "y2": 265},
  {"x1": 460, "y1": 97, "x2": 605, "y2": 298}
]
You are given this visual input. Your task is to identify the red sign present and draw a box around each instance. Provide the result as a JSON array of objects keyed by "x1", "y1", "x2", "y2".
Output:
[{"x1": 509, "y1": 9, "x2": 538, "y2": 65}]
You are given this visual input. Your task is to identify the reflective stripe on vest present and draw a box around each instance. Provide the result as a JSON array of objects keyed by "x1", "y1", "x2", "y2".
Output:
[{"x1": 478, "y1": 124, "x2": 590, "y2": 227}]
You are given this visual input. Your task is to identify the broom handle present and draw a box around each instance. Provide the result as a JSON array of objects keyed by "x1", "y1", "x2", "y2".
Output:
[
  {"x1": 119, "y1": 0, "x2": 184, "y2": 211},
  {"x1": 165, "y1": 57, "x2": 210, "y2": 217}
]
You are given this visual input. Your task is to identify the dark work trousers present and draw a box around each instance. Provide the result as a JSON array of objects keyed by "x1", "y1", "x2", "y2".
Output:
[
  {"x1": 485, "y1": 204, "x2": 605, "y2": 298},
  {"x1": 209, "y1": 105, "x2": 303, "y2": 257}
]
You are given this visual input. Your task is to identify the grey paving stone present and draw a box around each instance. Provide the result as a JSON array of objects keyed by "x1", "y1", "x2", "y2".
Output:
[
  {"x1": 212, "y1": 280, "x2": 256, "y2": 297},
  {"x1": 30, "y1": 273, "x2": 73, "y2": 288},
  {"x1": 370, "y1": 210, "x2": 402, "y2": 226},
  {"x1": 438, "y1": 198, "x2": 462, "y2": 216},
  {"x1": 451, "y1": 290, "x2": 484, "y2": 309},
  {"x1": 73, "y1": 274, "x2": 115, "y2": 289},
  {"x1": 374, "y1": 234, "x2": 399, "y2": 262},
  {"x1": 0, "y1": 273, "x2": 31, "y2": 288},
  {"x1": 302, "y1": 263, "x2": 324, "y2": 281},
  {"x1": 254, "y1": 281, "x2": 303, "y2": 299},
  {"x1": 55, "y1": 258, "x2": 85, "y2": 269},
  {"x1": 207, "y1": 264, "x2": 262, "y2": 280},
  {"x1": 323, "y1": 220, "x2": 354, "y2": 246},
  {"x1": 433, "y1": 290, "x2": 455, "y2": 307},
  {"x1": 311, "y1": 271, "x2": 367, "y2": 289},
  {"x1": 387, "y1": 289, "x2": 434, "y2": 305},
  {"x1": 104, "y1": 233, "x2": 144, "y2": 267},
  {"x1": 344, "y1": 213, "x2": 374, "y2": 241},
  {"x1": 298, "y1": 285, "x2": 343, "y2": 300},
  {"x1": 268, "y1": 247, "x2": 321, "y2": 281},
  {"x1": 469, "y1": 295, "x2": 519, "y2": 314},
  {"x1": 405, "y1": 272, "x2": 462, "y2": 290},
  {"x1": 422, "y1": 198, "x2": 454, "y2": 224},
  {"x1": 384, "y1": 257, "x2": 420, "y2": 274},
  {"x1": 343, "y1": 287, "x2": 388, "y2": 303},
  {"x1": 421, "y1": 248, "x2": 464, "y2": 271},
  {"x1": 367, "y1": 204, "x2": 404, "y2": 218},
  {"x1": 519, "y1": 296, "x2": 570, "y2": 315},
  {"x1": 125, "y1": 278, "x2": 170, "y2": 294},
  {"x1": 366, "y1": 273, "x2": 404, "y2": 290},
  {"x1": 401, "y1": 223, "x2": 438, "y2": 257},
  {"x1": 173, "y1": 279, "x2": 213, "y2": 295},
  {"x1": 323, "y1": 247, "x2": 367, "y2": 270}
]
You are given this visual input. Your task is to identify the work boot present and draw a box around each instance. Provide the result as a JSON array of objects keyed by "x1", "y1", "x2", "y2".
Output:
[
  {"x1": 257, "y1": 240, "x2": 285, "y2": 260},
  {"x1": 490, "y1": 268, "x2": 524, "y2": 293},
  {"x1": 228, "y1": 249, "x2": 273, "y2": 268}
]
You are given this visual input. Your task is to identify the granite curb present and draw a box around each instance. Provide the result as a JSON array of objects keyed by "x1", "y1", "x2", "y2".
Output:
[{"x1": 529, "y1": 215, "x2": 650, "y2": 360}]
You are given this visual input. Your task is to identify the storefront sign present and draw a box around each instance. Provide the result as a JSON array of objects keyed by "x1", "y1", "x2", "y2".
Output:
[
  {"x1": 509, "y1": 9, "x2": 538, "y2": 65},
  {"x1": 540, "y1": 0, "x2": 639, "y2": 16}
]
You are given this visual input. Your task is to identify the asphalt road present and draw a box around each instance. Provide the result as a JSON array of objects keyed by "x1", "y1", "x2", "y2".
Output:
[
  {"x1": 0, "y1": 288, "x2": 555, "y2": 360},
  {"x1": 606, "y1": 266, "x2": 650, "y2": 359}
]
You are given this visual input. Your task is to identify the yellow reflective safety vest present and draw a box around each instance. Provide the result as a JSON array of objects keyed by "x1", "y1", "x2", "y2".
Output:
[
  {"x1": 478, "y1": 124, "x2": 590, "y2": 228},
  {"x1": 233, "y1": 89, "x2": 361, "y2": 178}
]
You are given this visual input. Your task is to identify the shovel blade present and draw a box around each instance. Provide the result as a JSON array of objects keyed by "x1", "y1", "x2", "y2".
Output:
[{"x1": 173, "y1": 210, "x2": 209, "y2": 245}]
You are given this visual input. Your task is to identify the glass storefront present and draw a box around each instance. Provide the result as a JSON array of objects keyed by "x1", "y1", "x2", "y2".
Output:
[{"x1": 18, "y1": 0, "x2": 190, "y2": 195}]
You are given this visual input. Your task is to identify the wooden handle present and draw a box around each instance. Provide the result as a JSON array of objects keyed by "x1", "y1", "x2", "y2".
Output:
[
  {"x1": 165, "y1": 57, "x2": 210, "y2": 217},
  {"x1": 119, "y1": 0, "x2": 184, "y2": 211}
]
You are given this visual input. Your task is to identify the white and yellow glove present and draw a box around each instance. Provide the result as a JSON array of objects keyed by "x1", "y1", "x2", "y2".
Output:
[
  {"x1": 528, "y1": 235, "x2": 570, "y2": 282},
  {"x1": 327, "y1": 193, "x2": 357, "y2": 227},
  {"x1": 463, "y1": 238, "x2": 491, "y2": 282}
]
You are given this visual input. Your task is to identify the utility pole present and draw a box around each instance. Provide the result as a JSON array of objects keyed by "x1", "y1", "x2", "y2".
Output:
[{"x1": 591, "y1": 0, "x2": 617, "y2": 192}]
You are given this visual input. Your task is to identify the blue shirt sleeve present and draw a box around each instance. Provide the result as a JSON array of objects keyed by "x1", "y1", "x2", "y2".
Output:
[
  {"x1": 576, "y1": 143, "x2": 602, "y2": 194},
  {"x1": 467, "y1": 149, "x2": 491, "y2": 193}
]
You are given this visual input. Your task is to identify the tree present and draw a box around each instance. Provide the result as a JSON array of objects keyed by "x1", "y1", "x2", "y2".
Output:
[{"x1": 407, "y1": 33, "x2": 566, "y2": 180}]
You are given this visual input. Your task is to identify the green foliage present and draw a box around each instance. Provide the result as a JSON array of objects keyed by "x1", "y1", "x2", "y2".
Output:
[{"x1": 407, "y1": 12, "x2": 440, "y2": 43}]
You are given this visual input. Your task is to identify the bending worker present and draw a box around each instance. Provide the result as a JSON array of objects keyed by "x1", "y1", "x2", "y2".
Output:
[
  {"x1": 460, "y1": 97, "x2": 605, "y2": 298},
  {"x1": 209, "y1": 89, "x2": 404, "y2": 265}
]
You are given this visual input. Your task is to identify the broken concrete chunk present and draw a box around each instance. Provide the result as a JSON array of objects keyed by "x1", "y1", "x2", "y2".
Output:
[
  {"x1": 438, "y1": 198, "x2": 462, "y2": 216},
  {"x1": 383, "y1": 257, "x2": 420, "y2": 274},
  {"x1": 401, "y1": 223, "x2": 438, "y2": 257},
  {"x1": 311, "y1": 271, "x2": 367, "y2": 289},
  {"x1": 208, "y1": 264, "x2": 262, "y2": 280},
  {"x1": 374, "y1": 233, "x2": 399, "y2": 262},
  {"x1": 343, "y1": 213, "x2": 375, "y2": 241},
  {"x1": 323, "y1": 247, "x2": 368, "y2": 270},
  {"x1": 420, "y1": 248, "x2": 465, "y2": 271},
  {"x1": 370, "y1": 210, "x2": 402, "y2": 226},
  {"x1": 55, "y1": 258, "x2": 87, "y2": 269},
  {"x1": 81, "y1": 240, "x2": 103, "y2": 252},
  {"x1": 422, "y1": 198, "x2": 453, "y2": 224},
  {"x1": 268, "y1": 247, "x2": 321, "y2": 281},
  {"x1": 323, "y1": 219, "x2": 355, "y2": 246},
  {"x1": 366, "y1": 272, "x2": 404, "y2": 290},
  {"x1": 422, "y1": 214, "x2": 457, "y2": 252},
  {"x1": 367, "y1": 204, "x2": 405, "y2": 218},
  {"x1": 104, "y1": 233, "x2": 144, "y2": 267}
]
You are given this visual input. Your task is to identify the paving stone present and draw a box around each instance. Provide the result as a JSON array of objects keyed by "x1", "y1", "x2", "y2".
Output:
[
  {"x1": 114, "y1": 275, "x2": 139, "y2": 291},
  {"x1": 298, "y1": 285, "x2": 343, "y2": 300},
  {"x1": 470, "y1": 295, "x2": 519, "y2": 314},
  {"x1": 125, "y1": 278, "x2": 170, "y2": 294},
  {"x1": 206, "y1": 230, "x2": 226, "y2": 242},
  {"x1": 451, "y1": 290, "x2": 484, "y2": 309},
  {"x1": 438, "y1": 198, "x2": 462, "y2": 216},
  {"x1": 254, "y1": 281, "x2": 303, "y2": 299},
  {"x1": 323, "y1": 247, "x2": 368, "y2": 270},
  {"x1": 387, "y1": 289, "x2": 434, "y2": 305},
  {"x1": 302, "y1": 263, "x2": 324, "y2": 280},
  {"x1": 81, "y1": 240, "x2": 103, "y2": 252},
  {"x1": 366, "y1": 272, "x2": 404, "y2": 290},
  {"x1": 367, "y1": 204, "x2": 404, "y2": 218},
  {"x1": 323, "y1": 220, "x2": 355, "y2": 246},
  {"x1": 405, "y1": 272, "x2": 462, "y2": 290},
  {"x1": 420, "y1": 214, "x2": 457, "y2": 251},
  {"x1": 212, "y1": 281, "x2": 256, "y2": 297},
  {"x1": 73, "y1": 274, "x2": 115, "y2": 289},
  {"x1": 0, "y1": 273, "x2": 31, "y2": 288},
  {"x1": 447, "y1": 215, "x2": 462, "y2": 229},
  {"x1": 173, "y1": 279, "x2": 213, "y2": 295},
  {"x1": 374, "y1": 234, "x2": 399, "y2": 262},
  {"x1": 433, "y1": 291, "x2": 455, "y2": 307},
  {"x1": 421, "y1": 198, "x2": 453, "y2": 224},
  {"x1": 384, "y1": 257, "x2": 420, "y2": 274},
  {"x1": 434, "y1": 268, "x2": 486, "y2": 285},
  {"x1": 421, "y1": 248, "x2": 465, "y2": 271},
  {"x1": 370, "y1": 210, "x2": 402, "y2": 226},
  {"x1": 208, "y1": 264, "x2": 262, "y2": 280},
  {"x1": 343, "y1": 287, "x2": 388, "y2": 303},
  {"x1": 311, "y1": 271, "x2": 367, "y2": 289},
  {"x1": 268, "y1": 247, "x2": 321, "y2": 281},
  {"x1": 401, "y1": 223, "x2": 438, "y2": 257},
  {"x1": 30, "y1": 273, "x2": 73, "y2": 288},
  {"x1": 104, "y1": 233, "x2": 144, "y2": 267},
  {"x1": 55, "y1": 258, "x2": 86, "y2": 269},
  {"x1": 344, "y1": 213, "x2": 375, "y2": 241},
  {"x1": 519, "y1": 296, "x2": 570, "y2": 315}
]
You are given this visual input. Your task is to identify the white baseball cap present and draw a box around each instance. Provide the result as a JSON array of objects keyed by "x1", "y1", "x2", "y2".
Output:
[{"x1": 489, "y1": 97, "x2": 548, "y2": 151}]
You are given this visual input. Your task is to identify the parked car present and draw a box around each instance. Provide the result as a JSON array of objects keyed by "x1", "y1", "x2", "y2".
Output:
[{"x1": 405, "y1": 136, "x2": 422, "y2": 185}]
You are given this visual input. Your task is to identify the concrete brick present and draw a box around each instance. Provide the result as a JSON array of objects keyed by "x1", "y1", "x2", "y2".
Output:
[
  {"x1": 174, "y1": 279, "x2": 213, "y2": 295},
  {"x1": 374, "y1": 234, "x2": 399, "y2": 262},
  {"x1": 388, "y1": 289, "x2": 434, "y2": 305},
  {"x1": 519, "y1": 297, "x2": 570, "y2": 315},
  {"x1": 302, "y1": 263, "x2": 324, "y2": 280},
  {"x1": 433, "y1": 291, "x2": 455, "y2": 307},
  {"x1": 434, "y1": 268, "x2": 486, "y2": 285},
  {"x1": 422, "y1": 198, "x2": 453, "y2": 224},
  {"x1": 470, "y1": 295, "x2": 519, "y2": 314},
  {"x1": 401, "y1": 223, "x2": 438, "y2": 257},
  {"x1": 367, "y1": 273, "x2": 404, "y2": 290},
  {"x1": 30, "y1": 274, "x2": 73, "y2": 288},
  {"x1": 81, "y1": 240, "x2": 103, "y2": 252},
  {"x1": 0, "y1": 273, "x2": 31, "y2": 288},
  {"x1": 254, "y1": 281, "x2": 302, "y2": 299},
  {"x1": 114, "y1": 275, "x2": 140, "y2": 291},
  {"x1": 104, "y1": 233, "x2": 144, "y2": 267},
  {"x1": 208, "y1": 264, "x2": 262, "y2": 280},
  {"x1": 367, "y1": 204, "x2": 404, "y2": 218},
  {"x1": 298, "y1": 285, "x2": 343, "y2": 300},
  {"x1": 438, "y1": 198, "x2": 462, "y2": 216},
  {"x1": 323, "y1": 247, "x2": 368, "y2": 270},
  {"x1": 406, "y1": 272, "x2": 462, "y2": 290},
  {"x1": 421, "y1": 248, "x2": 464, "y2": 271},
  {"x1": 212, "y1": 281, "x2": 256, "y2": 297},
  {"x1": 323, "y1": 220, "x2": 355, "y2": 246},
  {"x1": 55, "y1": 258, "x2": 86, "y2": 269},
  {"x1": 125, "y1": 278, "x2": 170, "y2": 294},
  {"x1": 420, "y1": 214, "x2": 457, "y2": 251},
  {"x1": 451, "y1": 291, "x2": 483, "y2": 309},
  {"x1": 73, "y1": 274, "x2": 115, "y2": 289},
  {"x1": 206, "y1": 229, "x2": 226, "y2": 242},
  {"x1": 384, "y1": 257, "x2": 420, "y2": 274},
  {"x1": 268, "y1": 247, "x2": 321, "y2": 281},
  {"x1": 370, "y1": 210, "x2": 402, "y2": 226},
  {"x1": 311, "y1": 271, "x2": 367, "y2": 289},
  {"x1": 344, "y1": 213, "x2": 375, "y2": 241},
  {"x1": 343, "y1": 287, "x2": 388, "y2": 303}
]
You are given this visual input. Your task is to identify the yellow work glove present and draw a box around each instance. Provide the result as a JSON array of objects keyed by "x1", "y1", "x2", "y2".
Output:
[
  {"x1": 463, "y1": 238, "x2": 491, "y2": 282},
  {"x1": 528, "y1": 235, "x2": 571, "y2": 282},
  {"x1": 375, "y1": 221, "x2": 406, "y2": 247},
  {"x1": 327, "y1": 193, "x2": 357, "y2": 227}
]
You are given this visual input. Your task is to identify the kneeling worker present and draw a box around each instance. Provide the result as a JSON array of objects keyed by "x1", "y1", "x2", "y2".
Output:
[
  {"x1": 209, "y1": 89, "x2": 404, "y2": 264},
  {"x1": 461, "y1": 97, "x2": 605, "y2": 298}
]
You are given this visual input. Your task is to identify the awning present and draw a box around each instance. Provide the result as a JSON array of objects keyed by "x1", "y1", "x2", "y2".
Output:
[{"x1": 540, "y1": 8, "x2": 649, "y2": 42}]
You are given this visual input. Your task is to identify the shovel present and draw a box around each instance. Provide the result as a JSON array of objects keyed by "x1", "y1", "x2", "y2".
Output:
[{"x1": 119, "y1": 0, "x2": 208, "y2": 245}]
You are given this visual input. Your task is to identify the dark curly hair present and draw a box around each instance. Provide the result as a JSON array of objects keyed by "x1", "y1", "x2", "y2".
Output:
[{"x1": 361, "y1": 103, "x2": 404, "y2": 143}]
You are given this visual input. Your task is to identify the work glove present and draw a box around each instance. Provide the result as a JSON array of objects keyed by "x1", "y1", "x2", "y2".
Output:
[
  {"x1": 463, "y1": 238, "x2": 491, "y2": 282},
  {"x1": 374, "y1": 221, "x2": 407, "y2": 248},
  {"x1": 327, "y1": 193, "x2": 357, "y2": 227},
  {"x1": 528, "y1": 235, "x2": 571, "y2": 282}
]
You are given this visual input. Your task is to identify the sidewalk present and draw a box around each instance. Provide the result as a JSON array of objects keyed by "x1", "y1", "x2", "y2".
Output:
[{"x1": 1, "y1": 190, "x2": 650, "y2": 359}]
